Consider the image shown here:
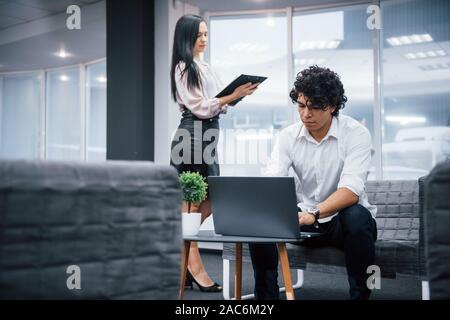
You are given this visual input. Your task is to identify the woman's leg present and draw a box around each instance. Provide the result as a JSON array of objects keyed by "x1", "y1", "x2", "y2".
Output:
[
  {"x1": 182, "y1": 200, "x2": 219, "y2": 288},
  {"x1": 198, "y1": 197, "x2": 212, "y2": 223}
]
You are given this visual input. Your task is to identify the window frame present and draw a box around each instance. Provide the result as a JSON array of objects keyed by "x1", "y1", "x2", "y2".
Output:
[
  {"x1": 204, "y1": 0, "x2": 383, "y2": 179},
  {"x1": 0, "y1": 58, "x2": 106, "y2": 161}
]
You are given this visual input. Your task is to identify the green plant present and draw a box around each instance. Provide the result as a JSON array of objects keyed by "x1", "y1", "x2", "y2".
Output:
[{"x1": 179, "y1": 171, "x2": 208, "y2": 213}]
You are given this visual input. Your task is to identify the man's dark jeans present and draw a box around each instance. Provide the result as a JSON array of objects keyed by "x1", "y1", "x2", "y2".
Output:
[{"x1": 249, "y1": 204, "x2": 378, "y2": 300}]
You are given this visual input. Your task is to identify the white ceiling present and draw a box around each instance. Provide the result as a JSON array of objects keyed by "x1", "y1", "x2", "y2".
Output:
[
  {"x1": 0, "y1": 0, "x2": 448, "y2": 87},
  {"x1": 0, "y1": 0, "x2": 101, "y2": 30},
  {"x1": 184, "y1": 0, "x2": 371, "y2": 13},
  {"x1": 0, "y1": 0, "x2": 105, "y2": 72}
]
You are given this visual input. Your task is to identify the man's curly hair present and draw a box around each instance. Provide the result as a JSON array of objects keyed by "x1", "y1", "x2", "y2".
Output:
[{"x1": 289, "y1": 65, "x2": 347, "y2": 117}]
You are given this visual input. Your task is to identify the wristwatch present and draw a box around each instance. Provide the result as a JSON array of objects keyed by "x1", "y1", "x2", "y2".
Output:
[{"x1": 306, "y1": 207, "x2": 320, "y2": 229}]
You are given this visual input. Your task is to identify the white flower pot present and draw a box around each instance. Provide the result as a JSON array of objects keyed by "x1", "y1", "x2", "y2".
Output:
[{"x1": 182, "y1": 212, "x2": 202, "y2": 236}]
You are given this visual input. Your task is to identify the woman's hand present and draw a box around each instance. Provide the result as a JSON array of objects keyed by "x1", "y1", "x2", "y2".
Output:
[
  {"x1": 218, "y1": 82, "x2": 260, "y2": 107},
  {"x1": 232, "y1": 82, "x2": 260, "y2": 100}
]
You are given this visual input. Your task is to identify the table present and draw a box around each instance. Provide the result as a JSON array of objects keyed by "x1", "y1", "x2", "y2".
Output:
[{"x1": 179, "y1": 230, "x2": 313, "y2": 300}]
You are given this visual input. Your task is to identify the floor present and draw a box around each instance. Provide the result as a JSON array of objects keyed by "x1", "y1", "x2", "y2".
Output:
[{"x1": 182, "y1": 251, "x2": 423, "y2": 300}]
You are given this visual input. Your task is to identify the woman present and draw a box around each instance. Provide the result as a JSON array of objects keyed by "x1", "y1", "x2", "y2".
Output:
[{"x1": 170, "y1": 14, "x2": 259, "y2": 292}]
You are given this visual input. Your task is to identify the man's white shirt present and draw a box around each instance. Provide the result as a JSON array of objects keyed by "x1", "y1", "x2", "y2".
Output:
[{"x1": 263, "y1": 115, "x2": 377, "y2": 223}]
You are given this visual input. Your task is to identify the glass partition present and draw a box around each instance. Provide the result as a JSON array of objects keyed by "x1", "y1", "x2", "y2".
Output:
[
  {"x1": 86, "y1": 61, "x2": 107, "y2": 161},
  {"x1": 381, "y1": 0, "x2": 450, "y2": 179},
  {"x1": 46, "y1": 67, "x2": 81, "y2": 160},
  {"x1": 0, "y1": 73, "x2": 41, "y2": 159},
  {"x1": 210, "y1": 14, "x2": 288, "y2": 176}
]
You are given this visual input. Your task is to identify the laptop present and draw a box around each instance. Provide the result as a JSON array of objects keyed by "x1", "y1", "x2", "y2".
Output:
[{"x1": 208, "y1": 176, "x2": 318, "y2": 240}]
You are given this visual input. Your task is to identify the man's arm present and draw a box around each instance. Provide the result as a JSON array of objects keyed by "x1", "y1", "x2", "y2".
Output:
[
  {"x1": 299, "y1": 188, "x2": 358, "y2": 225},
  {"x1": 318, "y1": 187, "x2": 358, "y2": 217}
]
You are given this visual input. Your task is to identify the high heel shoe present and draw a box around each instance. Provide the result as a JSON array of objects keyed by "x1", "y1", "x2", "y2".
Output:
[
  {"x1": 185, "y1": 272, "x2": 193, "y2": 289},
  {"x1": 186, "y1": 270, "x2": 222, "y2": 292}
]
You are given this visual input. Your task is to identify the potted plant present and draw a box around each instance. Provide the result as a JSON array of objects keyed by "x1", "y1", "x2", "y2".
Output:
[{"x1": 179, "y1": 171, "x2": 208, "y2": 236}]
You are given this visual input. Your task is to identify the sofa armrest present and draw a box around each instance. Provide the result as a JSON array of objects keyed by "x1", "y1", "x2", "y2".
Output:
[
  {"x1": 0, "y1": 160, "x2": 182, "y2": 299},
  {"x1": 423, "y1": 161, "x2": 450, "y2": 299},
  {"x1": 418, "y1": 175, "x2": 427, "y2": 279}
]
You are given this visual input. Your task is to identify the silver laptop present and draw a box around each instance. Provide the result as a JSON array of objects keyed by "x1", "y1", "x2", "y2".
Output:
[{"x1": 208, "y1": 176, "x2": 317, "y2": 239}]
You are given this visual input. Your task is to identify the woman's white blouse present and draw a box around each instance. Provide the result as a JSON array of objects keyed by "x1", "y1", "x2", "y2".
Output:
[{"x1": 175, "y1": 59, "x2": 229, "y2": 119}]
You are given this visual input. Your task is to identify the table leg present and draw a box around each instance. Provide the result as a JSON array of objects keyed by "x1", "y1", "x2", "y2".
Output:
[
  {"x1": 178, "y1": 240, "x2": 191, "y2": 300},
  {"x1": 235, "y1": 243, "x2": 243, "y2": 300},
  {"x1": 277, "y1": 243, "x2": 295, "y2": 300}
]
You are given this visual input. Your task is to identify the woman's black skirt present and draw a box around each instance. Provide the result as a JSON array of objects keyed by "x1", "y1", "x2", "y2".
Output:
[{"x1": 170, "y1": 108, "x2": 220, "y2": 179}]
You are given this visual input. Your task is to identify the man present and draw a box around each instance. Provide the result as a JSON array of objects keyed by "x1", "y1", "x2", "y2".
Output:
[{"x1": 249, "y1": 66, "x2": 377, "y2": 300}]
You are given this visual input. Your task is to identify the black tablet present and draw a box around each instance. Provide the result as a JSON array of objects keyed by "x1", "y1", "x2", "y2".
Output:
[{"x1": 215, "y1": 74, "x2": 267, "y2": 106}]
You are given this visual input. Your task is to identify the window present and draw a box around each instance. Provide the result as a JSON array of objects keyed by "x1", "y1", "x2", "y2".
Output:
[
  {"x1": 381, "y1": 0, "x2": 450, "y2": 179},
  {"x1": 0, "y1": 73, "x2": 41, "y2": 159},
  {"x1": 86, "y1": 62, "x2": 107, "y2": 161},
  {"x1": 293, "y1": 7, "x2": 374, "y2": 135},
  {"x1": 0, "y1": 61, "x2": 107, "y2": 161},
  {"x1": 293, "y1": 5, "x2": 376, "y2": 179},
  {"x1": 208, "y1": 0, "x2": 449, "y2": 180},
  {"x1": 46, "y1": 67, "x2": 81, "y2": 160},
  {"x1": 210, "y1": 14, "x2": 288, "y2": 176}
]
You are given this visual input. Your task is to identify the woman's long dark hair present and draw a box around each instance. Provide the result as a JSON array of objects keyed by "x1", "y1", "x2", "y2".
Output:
[{"x1": 170, "y1": 15, "x2": 204, "y2": 102}]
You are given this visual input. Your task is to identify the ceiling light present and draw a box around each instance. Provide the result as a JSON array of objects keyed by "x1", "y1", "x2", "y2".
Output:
[
  {"x1": 403, "y1": 50, "x2": 447, "y2": 60},
  {"x1": 266, "y1": 17, "x2": 275, "y2": 27},
  {"x1": 420, "y1": 34, "x2": 433, "y2": 42},
  {"x1": 386, "y1": 33, "x2": 433, "y2": 46},
  {"x1": 399, "y1": 36, "x2": 412, "y2": 45},
  {"x1": 327, "y1": 40, "x2": 340, "y2": 49},
  {"x1": 387, "y1": 37, "x2": 401, "y2": 46},
  {"x1": 96, "y1": 76, "x2": 107, "y2": 83},
  {"x1": 55, "y1": 49, "x2": 71, "y2": 58},
  {"x1": 404, "y1": 53, "x2": 417, "y2": 59},
  {"x1": 419, "y1": 62, "x2": 450, "y2": 71},
  {"x1": 298, "y1": 40, "x2": 341, "y2": 51},
  {"x1": 317, "y1": 41, "x2": 327, "y2": 49},
  {"x1": 59, "y1": 75, "x2": 69, "y2": 82},
  {"x1": 410, "y1": 34, "x2": 422, "y2": 43},
  {"x1": 419, "y1": 64, "x2": 434, "y2": 71},
  {"x1": 416, "y1": 52, "x2": 427, "y2": 58},
  {"x1": 385, "y1": 116, "x2": 426, "y2": 126}
]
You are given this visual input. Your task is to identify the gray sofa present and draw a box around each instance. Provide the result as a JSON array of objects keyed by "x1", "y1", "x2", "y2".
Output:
[
  {"x1": 424, "y1": 161, "x2": 450, "y2": 299},
  {"x1": 222, "y1": 179, "x2": 428, "y2": 299},
  {"x1": 0, "y1": 160, "x2": 182, "y2": 299}
]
